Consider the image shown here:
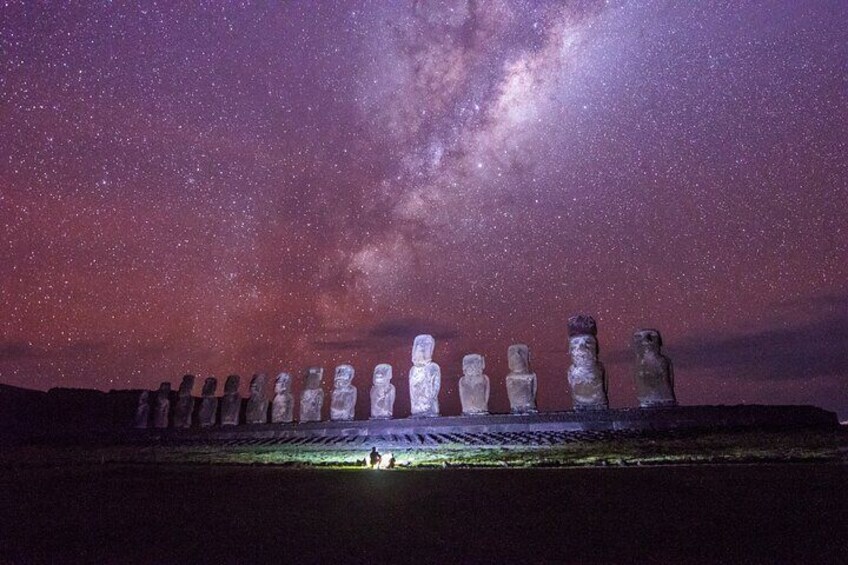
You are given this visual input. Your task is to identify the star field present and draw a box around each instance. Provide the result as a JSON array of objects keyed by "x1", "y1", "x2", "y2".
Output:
[{"x1": 1, "y1": 1, "x2": 846, "y2": 418}]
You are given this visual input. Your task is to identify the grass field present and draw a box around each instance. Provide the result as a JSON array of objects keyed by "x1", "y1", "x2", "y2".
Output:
[{"x1": 3, "y1": 428, "x2": 845, "y2": 469}]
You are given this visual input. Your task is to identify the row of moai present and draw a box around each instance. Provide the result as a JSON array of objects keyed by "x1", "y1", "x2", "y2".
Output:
[{"x1": 134, "y1": 315, "x2": 676, "y2": 429}]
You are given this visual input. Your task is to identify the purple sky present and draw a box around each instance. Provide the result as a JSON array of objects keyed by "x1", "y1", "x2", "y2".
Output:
[{"x1": 1, "y1": 1, "x2": 846, "y2": 418}]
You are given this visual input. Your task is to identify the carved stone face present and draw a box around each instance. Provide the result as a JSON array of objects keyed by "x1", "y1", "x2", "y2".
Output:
[
  {"x1": 463, "y1": 354, "x2": 485, "y2": 377},
  {"x1": 157, "y1": 382, "x2": 171, "y2": 394},
  {"x1": 412, "y1": 334, "x2": 435, "y2": 365},
  {"x1": 138, "y1": 390, "x2": 149, "y2": 405},
  {"x1": 570, "y1": 335, "x2": 598, "y2": 363},
  {"x1": 202, "y1": 377, "x2": 217, "y2": 396},
  {"x1": 224, "y1": 375, "x2": 240, "y2": 394},
  {"x1": 179, "y1": 374, "x2": 195, "y2": 395},
  {"x1": 334, "y1": 364, "x2": 354, "y2": 388},
  {"x1": 274, "y1": 372, "x2": 291, "y2": 394},
  {"x1": 373, "y1": 363, "x2": 393, "y2": 385},
  {"x1": 634, "y1": 329, "x2": 662, "y2": 355},
  {"x1": 508, "y1": 344, "x2": 530, "y2": 373},
  {"x1": 305, "y1": 367, "x2": 323, "y2": 390},
  {"x1": 249, "y1": 374, "x2": 266, "y2": 395}
]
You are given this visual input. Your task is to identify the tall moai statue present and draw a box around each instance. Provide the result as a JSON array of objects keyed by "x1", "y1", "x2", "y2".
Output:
[
  {"x1": 567, "y1": 314, "x2": 609, "y2": 410},
  {"x1": 370, "y1": 363, "x2": 396, "y2": 420},
  {"x1": 220, "y1": 375, "x2": 241, "y2": 426},
  {"x1": 300, "y1": 367, "x2": 324, "y2": 422},
  {"x1": 408, "y1": 334, "x2": 441, "y2": 417},
  {"x1": 271, "y1": 372, "x2": 295, "y2": 424},
  {"x1": 459, "y1": 354, "x2": 490, "y2": 415},
  {"x1": 153, "y1": 382, "x2": 171, "y2": 428},
  {"x1": 173, "y1": 374, "x2": 196, "y2": 428},
  {"x1": 330, "y1": 364, "x2": 357, "y2": 421},
  {"x1": 633, "y1": 329, "x2": 677, "y2": 408},
  {"x1": 245, "y1": 373, "x2": 269, "y2": 424},
  {"x1": 133, "y1": 390, "x2": 150, "y2": 429},
  {"x1": 505, "y1": 344, "x2": 538, "y2": 414},
  {"x1": 197, "y1": 377, "x2": 218, "y2": 427}
]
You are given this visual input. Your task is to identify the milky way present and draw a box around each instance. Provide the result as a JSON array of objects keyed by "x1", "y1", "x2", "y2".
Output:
[{"x1": 2, "y1": 1, "x2": 846, "y2": 418}]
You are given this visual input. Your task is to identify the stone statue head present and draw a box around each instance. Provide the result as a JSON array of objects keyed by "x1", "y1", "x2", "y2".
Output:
[
  {"x1": 178, "y1": 374, "x2": 195, "y2": 396},
  {"x1": 373, "y1": 363, "x2": 393, "y2": 385},
  {"x1": 224, "y1": 374, "x2": 240, "y2": 394},
  {"x1": 634, "y1": 329, "x2": 662, "y2": 356},
  {"x1": 568, "y1": 314, "x2": 598, "y2": 337},
  {"x1": 462, "y1": 354, "x2": 485, "y2": 377},
  {"x1": 334, "y1": 364, "x2": 354, "y2": 388},
  {"x1": 137, "y1": 390, "x2": 149, "y2": 406},
  {"x1": 275, "y1": 372, "x2": 291, "y2": 394},
  {"x1": 508, "y1": 344, "x2": 530, "y2": 373},
  {"x1": 305, "y1": 367, "x2": 323, "y2": 390},
  {"x1": 249, "y1": 373, "x2": 267, "y2": 396},
  {"x1": 569, "y1": 334, "x2": 599, "y2": 364},
  {"x1": 157, "y1": 382, "x2": 171, "y2": 397},
  {"x1": 201, "y1": 377, "x2": 217, "y2": 396},
  {"x1": 412, "y1": 334, "x2": 435, "y2": 365}
]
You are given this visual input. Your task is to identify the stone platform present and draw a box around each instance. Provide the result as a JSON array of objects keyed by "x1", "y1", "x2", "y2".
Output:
[{"x1": 126, "y1": 405, "x2": 839, "y2": 449}]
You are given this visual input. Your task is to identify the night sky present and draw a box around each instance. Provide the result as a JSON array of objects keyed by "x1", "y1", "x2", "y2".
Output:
[{"x1": 2, "y1": 1, "x2": 846, "y2": 419}]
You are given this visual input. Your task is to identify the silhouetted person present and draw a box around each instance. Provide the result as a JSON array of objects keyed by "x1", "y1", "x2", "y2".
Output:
[
  {"x1": 369, "y1": 447, "x2": 381, "y2": 468},
  {"x1": 386, "y1": 454, "x2": 396, "y2": 469}
]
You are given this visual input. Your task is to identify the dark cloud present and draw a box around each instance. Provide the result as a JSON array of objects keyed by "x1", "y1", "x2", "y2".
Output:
[
  {"x1": 607, "y1": 315, "x2": 848, "y2": 382},
  {"x1": 312, "y1": 318, "x2": 459, "y2": 352},
  {"x1": 0, "y1": 342, "x2": 43, "y2": 361},
  {"x1": 368, "y1": 318, "x2": 459, "y2": 341}
]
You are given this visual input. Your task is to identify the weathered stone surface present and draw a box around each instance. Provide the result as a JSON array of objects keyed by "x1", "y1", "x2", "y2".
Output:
[
  {"x1": 408, "y1": 334, "x2": 441, "y2": 417},
  {"x1": 568, "y1": 314, "x2": 597, "y2": 337},
  {"x1": 197, "y1": 377, "x2": 218, "y2": 427},
  {"x1": 245, "y1": 374, "x2": 269, "y2": 425},
  {"x1": 220, "y1": 374, "x2": 241, "y2": 426},
  {"x1": 506, "y1": 344, "x2": 538, "y2": 414},
  {"x1": 300, "y1": 367, "x2": 324, "y2": 422},
  {"x1": 459, "y1": 354, "x2": 490, "y2": 415},
  {"x1": 271, "y1": 372, "x2": 294, "y2": 424},
  {"x1": 330, "y1": 364, "x2": 357, "y2": 421},
  {"x1": 153, "y1": 382, "x2": 171, "y2": 428},
  {"x1": 173, "y1": 374, "x2": 196, "y2": 429},
  {"x1": 133, "y1": 390, "x2": 150, "y2": 429},
  {"x1": 567, "y1": 315, "x2": 608, "y2": 410},
  {"x1": 370, "y1": 363, "x2": 396, "y2": 420},
  {"x1": 633, "y1": 329, "x2": 677, "y2": 408}
]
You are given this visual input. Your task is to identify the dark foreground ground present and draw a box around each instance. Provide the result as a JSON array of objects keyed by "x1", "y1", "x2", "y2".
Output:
[{"x1": 1, "y1": 463, "x2": 846, "y2": 564}]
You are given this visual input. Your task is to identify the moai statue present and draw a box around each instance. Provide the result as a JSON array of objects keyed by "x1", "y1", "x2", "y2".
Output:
[
  {"x1": 408, "y1": 334, "x2": 441, "y2": 417},
  {"x1": 173, "y1": 374, "x2": 196, "y2": 429},
  {"x1": 567, "y1": 314, "x2": 609, "y2": 410},
  {"x1": 633, "y1": 329, "x2": 677, "y2": 408},
  {"x1": 245, "y1": 373, "x2": 269, "y2": 424},
  {"x1": 459, "y1": 354, "x2": 490, "y2": 415},
  {"x1": 505, "y1": 344, "x2": 538, "y2": 414},
  {"x1": 370, "y1": 363, "x2": 396, "y2": 420},
  {"x1": 197, "y1": 377, "x2": 218, "y2": 427},
  {"x1": 133, "y1": 390, "x2": 150, "y2": 429},
  {"x1": 153, "y1": 382, "x2": 171, "y2": 428},
  {"x1": 220, "y1": 375, "x2": 241, "y2": 426},
  {"x1": 330, "y1": 364, "x2": 357, "y2": 421},
  {"x1": 271, "y1": 372, "x2": 294, "y2": 424},
  {"x1": 300, "y1": 367, "x2": 324, "y2": 422}
]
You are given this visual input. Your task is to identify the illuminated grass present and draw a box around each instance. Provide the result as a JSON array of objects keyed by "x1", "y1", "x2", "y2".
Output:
[{"x1": 2, "y1": 429, "x2": 844, "y2": 469}]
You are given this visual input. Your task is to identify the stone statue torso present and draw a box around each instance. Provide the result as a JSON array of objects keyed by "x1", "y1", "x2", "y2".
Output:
[
  {"x1": 300, "y1": 389, "x2": 324, "y2": 422},
  {"x1": 635, "y1": 351, "x2": 675, "y2": 407},
  {"x1": 459, "y1": 374, "x2": 490, "y2": 415},
  {"x1": 370, "y1": 383, "x2": 396, "y2": 419},
  {"x1": 409, "y1": 362, "x2": 440, "y2": 416},
  {"x1": 330, "y1": 386, "x2": 357, "y2": 421},
  {"x1": 506, "y1": 372, "x2": 537, "y2": 414}
]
